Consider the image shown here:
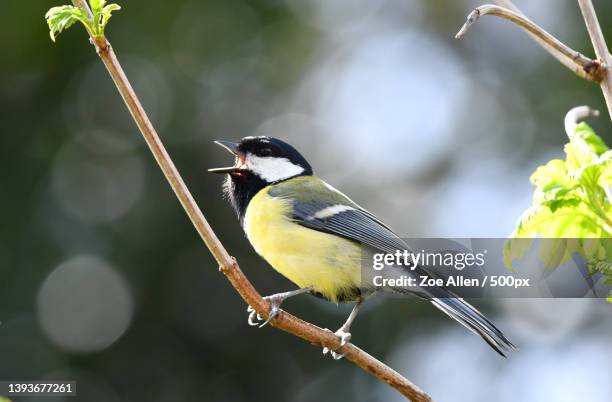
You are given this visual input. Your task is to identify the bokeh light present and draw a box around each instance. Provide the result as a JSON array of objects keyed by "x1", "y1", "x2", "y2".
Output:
[{"x1": 37, "y1": 256, "x2": 133, "y2": 353}]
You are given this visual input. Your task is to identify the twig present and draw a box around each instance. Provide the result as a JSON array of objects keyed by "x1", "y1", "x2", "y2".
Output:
[
  {"x1": 456, "y1": 3, "x2": 599, "y2": 81},
  {"x1": 564, "y1": 105, "x2": 599, "y2": 137},
  {"x1": 577, "y1": 0, "x2": 612, "y2": 121},
  {"x1": 66, "y1": 1, "x2": 432, "y2": 401},
  {"x1": 493, "y1": 0, "x2": 599, "y2": 80}
]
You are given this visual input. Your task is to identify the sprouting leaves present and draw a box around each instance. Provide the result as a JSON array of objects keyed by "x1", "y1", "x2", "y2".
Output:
[
  {"x1": 45, "y1": 0, "x2": 121, "y2": 42},
  {"x1": 99, "y1": 3, "x2": 121, "y2": 30},
  {"x1": 504, "y1": 112, "x2": 612, "y2": 301},
  {"x1": 45, "y1": 5, "x2": 90, "y2": 42}
]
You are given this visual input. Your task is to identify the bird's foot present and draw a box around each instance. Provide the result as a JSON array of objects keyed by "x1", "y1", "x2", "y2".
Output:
[
  {"x1": 247, "y1": 294, "x2": 285, "y2": 328},
  {"x1": 322, "y1": 327, "x2": 352, "y2": 360},
  {"x1": 246, "y1": 288, "x2": 313, "y2": 328}
]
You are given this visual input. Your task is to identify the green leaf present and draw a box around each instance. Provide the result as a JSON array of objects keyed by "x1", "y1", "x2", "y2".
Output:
[
  {"x1": 87, "y1": 0, "x2": 121, "y2": 36},
  {"x1": 513, "y1": 205, "x2": 549, "y2": 237},
  {"x1": 579, "y1": 163, "x2": 605, "y2": 203},
  {"x1": 571, "y1": 122, "x2": 608, "y2": 156},
  {"x1": 45, "y1": 1, "x2": 121, "y2": 41},
  {"x1": 514, "y1": 198, "x2": 605, "y2": 238},
  {"x1": 580, "y1": 163, "x2": 603, "y2": 190},
  {"x1": 579, "y1": 163, "x2": 612, "y2": 228},
  {"x1": 45, "y1": 5, "x2": 90, "y2": 42},
  {"x1": 565, "y1": 141, "x2": 598, "y2": 173},
  {"x1": 599, "y1": 161, "x2": 612, "y2": 201},
  {"x1": 503, "y1": 237, "x2": 534, "y2": 270},
  {"x1": 542, "y1": 197, "x2": 581, "y2": 213},
  {"x1": 506, "y1": 113, "x2": 611, "y2": 299},
  {"x1": 538, "y1": 238, "x2": 570, "y2": 269},
  {"x1": 90, "y1": 0, "x2": 107, "y2": 10},
  {"x1": 543, "y1": 208, "x2": 602, "y2": 237},
  {"x1": 100, "y1": 4, "x2": 121, "y2": 32},
  {"x1": 530, "y1": 159, "x2": 577, "y2": 204},
  {"x1": 531, "y1": 159, "x2": 570, "y2": 190},
  {"x1": 582, "y1": 238, "x2": 608, "y2": 261}
]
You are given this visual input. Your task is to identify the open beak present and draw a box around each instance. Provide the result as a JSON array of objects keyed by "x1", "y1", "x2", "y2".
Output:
[{"x1": 208, "y1": 140, "x2": 244, "y2": 174}]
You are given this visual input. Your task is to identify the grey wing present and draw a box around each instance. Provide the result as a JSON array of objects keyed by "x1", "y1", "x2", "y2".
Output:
[
  {"x1": 293, "y1": 201, "x2": 410, "y2": 254},
  {"x1": 268, "y1": 177, "x2": 410, "y2": 254},
  {"x1": 268, "y1": 177, "x2": 446, "y2": 299}
]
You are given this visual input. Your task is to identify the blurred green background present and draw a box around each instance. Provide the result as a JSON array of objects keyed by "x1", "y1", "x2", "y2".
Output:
[{"x1": 1, "y1": 1, "x2": 611, "y2": 401}]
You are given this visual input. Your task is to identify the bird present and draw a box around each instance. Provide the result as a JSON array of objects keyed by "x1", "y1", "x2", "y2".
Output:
[{"x1": 209, "y1": 136, "x2": 516, "y2": 359}]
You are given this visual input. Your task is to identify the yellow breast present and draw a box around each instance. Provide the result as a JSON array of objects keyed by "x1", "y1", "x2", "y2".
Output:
[{"x1": 243, "y1": 186, "x2": 362, "y2": 303}]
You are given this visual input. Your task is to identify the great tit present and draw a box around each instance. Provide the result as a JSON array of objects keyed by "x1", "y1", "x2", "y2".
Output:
[{"x1": 209, "y1": 136, "x2": 516, "y2": 359}]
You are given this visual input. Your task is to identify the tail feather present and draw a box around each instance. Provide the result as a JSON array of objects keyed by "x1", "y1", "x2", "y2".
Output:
[{"x1": 431, "y1": 297, "x2": 517, "y2": 357}]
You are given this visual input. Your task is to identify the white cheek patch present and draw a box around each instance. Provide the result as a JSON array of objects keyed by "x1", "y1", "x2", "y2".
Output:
[{"x1": 246, "y1": 154, "x2": 305, "y2": 182}]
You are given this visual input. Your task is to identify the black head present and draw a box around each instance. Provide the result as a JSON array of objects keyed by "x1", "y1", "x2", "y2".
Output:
[{"x1": 209, "y1": 136, "x2": 313, "y2": 222}]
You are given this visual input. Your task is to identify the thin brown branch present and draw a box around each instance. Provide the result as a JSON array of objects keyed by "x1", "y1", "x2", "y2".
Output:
[
  {"x1": 492, "y1": 0, "x2": 599, "y2": 80},
  {"x1": 67, "y1": 1, "x2": 432, "y2": 401},
  {"x1": 578, "y1": 0, "x2": 612, "y2": 121},
  {"x1": 456, "y1": 3, "x2": 599, "y2": 81}
]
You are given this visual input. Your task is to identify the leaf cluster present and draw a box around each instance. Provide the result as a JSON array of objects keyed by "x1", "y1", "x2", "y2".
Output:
[
  {"x1": 45, "y1": 0, "x2": 121, "y2": 42},
  {"x1": 504, "y1": 121, "x2": 612, "y2": 301}
]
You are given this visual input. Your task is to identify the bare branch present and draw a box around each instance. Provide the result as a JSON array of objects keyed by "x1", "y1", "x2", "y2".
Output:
[
  {"x1": 66, "y1": 1, "x2": 433, "y2": 401},
  {"x1": 456, "y1": 3, "x2": 598, "y2": 81},
  {"x1": 564, "y1": 105, "x2": 599, "y2": 137},
  {"x1": 495, "y1": 0, "x2": 586, "y2": 74},
  {"x1": 578, "y1": 0, "x2": 612, "y2": 121}
]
